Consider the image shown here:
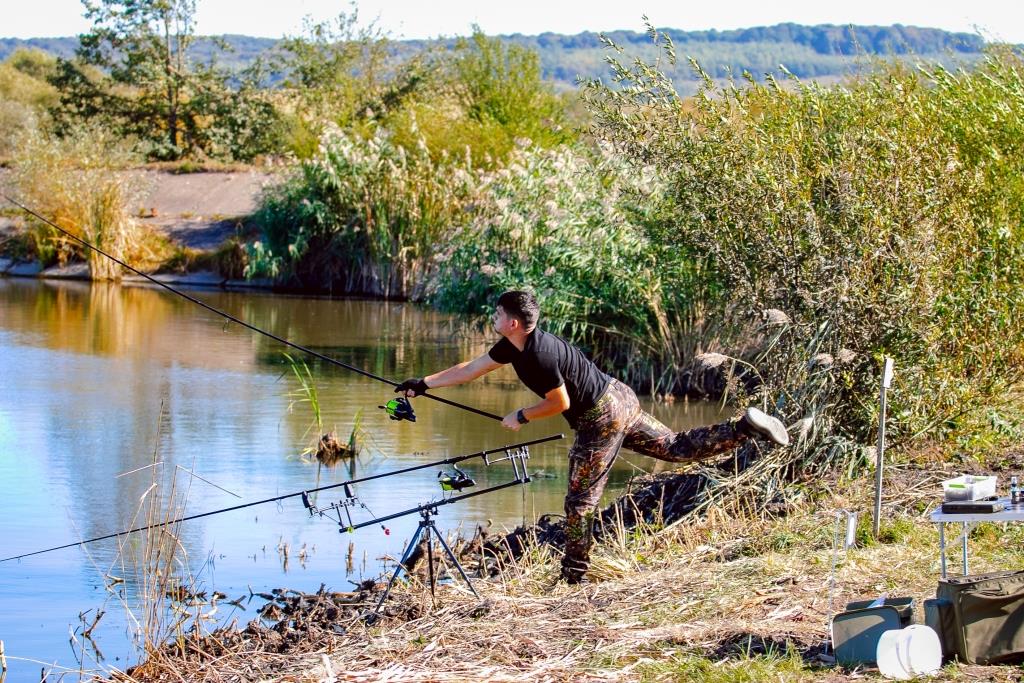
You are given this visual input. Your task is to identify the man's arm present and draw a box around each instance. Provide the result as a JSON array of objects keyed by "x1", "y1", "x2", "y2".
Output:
[
  {"x1": 397, "y1": 353, "x2": 502, "y2": 398},
  {"x1": 502, "y1": 384, "x2": 570, "y2": 431},
  {"x1": 426, "y1": 353, "x2": 502, "y2": 388}
]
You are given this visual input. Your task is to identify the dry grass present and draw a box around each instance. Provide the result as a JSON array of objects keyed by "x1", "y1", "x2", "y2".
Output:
[
  {"x1": 102, "y1": 457, "x2": 1024, "y2": 682},
  {"x1": 6, "y1": 125, "x2": 183, "y2": 278}
]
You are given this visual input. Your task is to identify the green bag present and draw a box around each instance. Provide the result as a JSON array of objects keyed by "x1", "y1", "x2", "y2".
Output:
[
  {"x1": 924, "y1": 597, "x2": 957, "y2": 661},
  {"x1": 832, "y1": 598, "x2": 915, "y2": 666},
  {"x1": 936, "y1": 570, "x2": 1024, "y2": 664}
]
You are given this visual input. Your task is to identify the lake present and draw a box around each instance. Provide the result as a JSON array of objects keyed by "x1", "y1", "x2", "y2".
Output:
[{"x1": 0, "y1": 277, "x2": 720, "y2": 680}]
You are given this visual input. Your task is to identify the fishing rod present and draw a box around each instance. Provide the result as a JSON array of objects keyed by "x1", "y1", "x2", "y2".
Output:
[
  {"x1": 2, "y1": 194, "x2": 503, "y2": 423},
  {"x1": 306, "y1": 441, "x2": 536, "y2": 615},
  {"x1": 0, "y1": 434, "x2": 564, "y2": 564}
]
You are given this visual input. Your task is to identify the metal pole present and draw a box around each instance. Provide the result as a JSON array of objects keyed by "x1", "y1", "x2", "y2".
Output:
[
  {"x1": 939, "y1": 522, "x2": 947, "y2": 579},
  {"x1": 873, "y1": 357, "x2": 894, "y2": 539},
  {"x1": 962, "y1": 522, "x2": 970, "y2": 576}
]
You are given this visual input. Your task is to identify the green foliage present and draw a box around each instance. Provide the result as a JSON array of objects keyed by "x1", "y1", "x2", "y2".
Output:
[
  {"x1": 249, "y1": 123, "x2": 695, "y2": 390},
  {"x1": 248, "y1": 124, "x2": 475, "y2": 295},
  {"x1": 185, "y1": 63, "x2": 285, "y2": 162},
  {"x1": 428, "y1": 143, "x2": 683, "y2": 381},
  {"x1": 2, "y1": 49, "x2": 59, "y2": 97},
  {"x1": 277, "y1": 7, "x2": 390, "y2": 124},
  {"x1": 441, "y1": 28, "x2": 572, "y2": 156},
  {"x1": 76, "y1": 0, "x2": 199, "y2": 155},
  {"x1": 48, "y1": 0, "x2": 283, "y2": 162},
  {"x1": 583, "y1": 30, "x2": 1024, "y2": 465},
  {"x1": 273, "y1": 6, "x2": 434, "y2": 158},
  {"x1": 0, "y1": 49, "x2": 59, "y2": 159}
]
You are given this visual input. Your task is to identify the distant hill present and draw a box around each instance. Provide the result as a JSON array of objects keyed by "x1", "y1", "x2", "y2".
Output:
[{"x1": 0, "y1": 23, "x2": 989, "y2": 91}]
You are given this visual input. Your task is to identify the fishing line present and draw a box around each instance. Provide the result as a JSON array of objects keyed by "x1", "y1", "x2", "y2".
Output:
[
  {"x1": 0, "y1": 433, "x2": 564, "y2": 563},
  {"x1": 2, "y1": 194, "x2": 503, "y2": 422}
]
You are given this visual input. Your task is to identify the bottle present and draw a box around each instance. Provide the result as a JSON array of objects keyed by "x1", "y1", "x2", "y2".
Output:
[{"x1": 1011, "y1": 476, "x2": 1019, "y2": 505}]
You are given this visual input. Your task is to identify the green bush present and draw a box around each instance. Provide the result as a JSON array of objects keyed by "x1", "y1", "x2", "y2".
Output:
[
  {"x1": 583, "y1": 34, "x2": 1024, "y2": 466},
  {"x1": 0, "y1": 49, "x2": 59, "y2": 159},
  {"x1": 249, "y1": 127, "x2": 687, "y2": 388},
  {"x1": 428, "y1": 143, "x2": 688, "y2": 385},
  {"x1": 0, "y1": 49, "x2": 59, "y2": 107},
  {"x1": 248, "y1": 124, "x2": 476, "y2": 295},
  {"x1": 370, "y1": 29, "x2": 576, "y2": 167}
]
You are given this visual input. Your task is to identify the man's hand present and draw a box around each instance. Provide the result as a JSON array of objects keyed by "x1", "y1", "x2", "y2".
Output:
[
  {"x1": 395, "y1": 378, "x2": 428, "y2": 397},
  {"x1": 501, "y1": 410, "x2": 523, "y2": 431}
]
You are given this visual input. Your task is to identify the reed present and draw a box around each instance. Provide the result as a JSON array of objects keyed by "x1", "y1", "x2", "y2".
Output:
[
  {"x1": 285, "y1": 352, "x2": 324, "y2": 448},
  {"x1": 582, "y1": 35, "x2": 1024, "y2": 462},
  {"x1": 284, "y1": 352, "x2": 363, "y2": 469},
  {"x1": 8, "y1": 124, "x2": 172, "y2": 279},
  {"x1": 252, "y1": 38, "x2": 1024, "y2": 471},
  {"x1": 249, "y1": 124, "x2": 479, "y2": 297}
]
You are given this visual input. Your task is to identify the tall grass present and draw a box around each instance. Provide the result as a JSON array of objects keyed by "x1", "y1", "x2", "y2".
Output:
[
  {"x1": 581, "y1": 37, "x2": 1024, "y2": 463},
  {"x1": 252, "y1": 38, "x2": 1024, "y2": 467},
  {"x1": 248, "y1": 124, "x2": 478, "y2": 296},
  {"x1": 428, "y1": 142, "x2": 710, "y2": 391},
  {"x1": 249, "y1": 126, "x2": 714, "y2": 389},
  {"x1": 8, "y1": 124, "x2": 171, "y2": 279}
]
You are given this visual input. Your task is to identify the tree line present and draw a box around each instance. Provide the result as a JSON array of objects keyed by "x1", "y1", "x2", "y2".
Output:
[{"x1": 1, "y1": 17, "x2": 991, "y2": 90}]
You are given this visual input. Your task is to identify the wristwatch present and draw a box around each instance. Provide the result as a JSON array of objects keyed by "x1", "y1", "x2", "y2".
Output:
[{"x1": 516, "y1": 408, "x2": 530, "y2": 424}]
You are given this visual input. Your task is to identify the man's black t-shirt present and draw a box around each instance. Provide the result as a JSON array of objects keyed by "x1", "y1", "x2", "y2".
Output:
[{"x1": 488, "y1": 328, "x2": 611, "y2": 428}]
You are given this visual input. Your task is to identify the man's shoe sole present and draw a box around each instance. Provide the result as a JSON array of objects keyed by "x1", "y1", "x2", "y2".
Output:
[{"x1": 744, "y1": 407, "x2": 790, "y2": 447}]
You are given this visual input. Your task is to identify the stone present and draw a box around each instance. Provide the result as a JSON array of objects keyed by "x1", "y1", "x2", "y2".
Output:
[
  {"x1": 7, "y1": 261, "x2": 43, "y2": 277},
  {"x1": 150, "y1": 271, "x2": 225, "y2": 287},
  {"x1": 224, "y1": 277, "x2": 274, "y2": 289},
  {"x1": 41, "y1": 262, "x2": 91, "y2": 280}
]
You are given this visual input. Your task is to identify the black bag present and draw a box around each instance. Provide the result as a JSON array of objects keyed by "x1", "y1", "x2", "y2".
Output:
[{"x1": 934, "y1": 570, "x2": 1024, "y2": 664}]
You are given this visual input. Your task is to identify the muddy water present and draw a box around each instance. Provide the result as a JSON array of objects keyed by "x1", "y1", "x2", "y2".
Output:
[{"x1": 0, "y1": 278, "x2": 722, "y2": 679}]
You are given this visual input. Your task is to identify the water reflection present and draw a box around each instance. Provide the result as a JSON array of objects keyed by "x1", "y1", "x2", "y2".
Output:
[{"x1": 0, "y1": 278, "x2": 722, "y2": 679}]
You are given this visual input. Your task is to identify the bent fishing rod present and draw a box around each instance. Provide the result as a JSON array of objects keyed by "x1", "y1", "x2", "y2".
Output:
[
  {"x1": 3, "y1": 194, "x2": 502, "y2": 422},
  {"x1": 0, "y1": 433, "x2": 564, "y2": 563}
]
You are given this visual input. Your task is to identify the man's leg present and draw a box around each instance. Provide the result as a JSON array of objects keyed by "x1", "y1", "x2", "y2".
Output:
[
  {"x1": 623, "y1": 411, "x2": 746, "y2": 463},
  {"x1": 624, "y1": 404, "x2": 787, "y2": 463},
  {"x1": 562, "y1": 382, "x2": 638, "y2": 583}
]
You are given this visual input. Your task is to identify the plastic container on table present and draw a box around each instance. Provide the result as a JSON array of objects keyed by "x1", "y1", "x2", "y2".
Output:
[{"x1": 942, "y1": 475, "x2": 997, "y2": 502}]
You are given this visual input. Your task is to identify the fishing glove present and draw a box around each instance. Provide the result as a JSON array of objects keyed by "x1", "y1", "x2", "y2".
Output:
[{"x1": 395, "y1": 378, "x2": 429, "y2": 396}]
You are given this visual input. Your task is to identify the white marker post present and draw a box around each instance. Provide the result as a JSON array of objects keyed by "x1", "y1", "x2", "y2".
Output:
[{"x1": 873, "y1": 357, "x2": 895, "y2": 539}]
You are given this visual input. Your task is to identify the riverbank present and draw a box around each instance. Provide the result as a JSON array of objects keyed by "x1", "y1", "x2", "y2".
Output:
[
  {"x1": 107, "y1": 455, "x2": 1024, "y2": 682},
  {"x1": 0, "y1": 168, "x2": 276, "y2": 288}
]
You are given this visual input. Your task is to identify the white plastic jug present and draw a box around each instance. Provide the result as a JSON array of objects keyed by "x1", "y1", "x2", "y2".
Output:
[{"x1": 876, "y1": 625, "x2": 942, "y2": 679}]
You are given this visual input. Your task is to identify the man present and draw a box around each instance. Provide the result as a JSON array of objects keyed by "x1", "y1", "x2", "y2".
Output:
[{"x1": 397, "y1": 290, "x2": 788, "y2": 584}]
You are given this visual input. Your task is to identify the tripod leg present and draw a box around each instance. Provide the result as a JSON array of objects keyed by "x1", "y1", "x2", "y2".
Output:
[
  {"x1": 430, "y1": 525, "x2": 480, "y2": 599},
  {"x1": 373, "y1": 522, "x2": 426, "y2": 614},
  {"x1": 426, "y1": 522, "x2": 437, "y2": 605}
]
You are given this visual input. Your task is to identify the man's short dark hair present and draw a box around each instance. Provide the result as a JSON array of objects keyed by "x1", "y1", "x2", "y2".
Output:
[{"x1": 497, "y1": 290, "x2": 539, "y2": 329}]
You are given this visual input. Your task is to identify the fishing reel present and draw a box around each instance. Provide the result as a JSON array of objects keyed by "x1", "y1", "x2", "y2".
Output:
[
  {"x1": 438, "y1": 465, "x2": 475, "y2": 492},
  {"x1": 379, "y1": 396, "x2": 417, "y2": 422}
]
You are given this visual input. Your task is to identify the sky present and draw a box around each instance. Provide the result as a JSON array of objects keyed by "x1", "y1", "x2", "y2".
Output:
[{"x1": 2, "y1": 0, "x2": 1022, "y2": 44}]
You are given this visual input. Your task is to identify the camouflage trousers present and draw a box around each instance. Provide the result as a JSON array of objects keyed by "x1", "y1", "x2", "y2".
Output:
[{"x1": 562, "y1": 379, "x2": 747, "y2": 582}]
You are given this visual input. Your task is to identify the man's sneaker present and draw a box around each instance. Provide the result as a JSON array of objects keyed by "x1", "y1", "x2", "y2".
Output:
[{"x1": 740, "y1": 406, "x2": 790, "y2": 447}]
